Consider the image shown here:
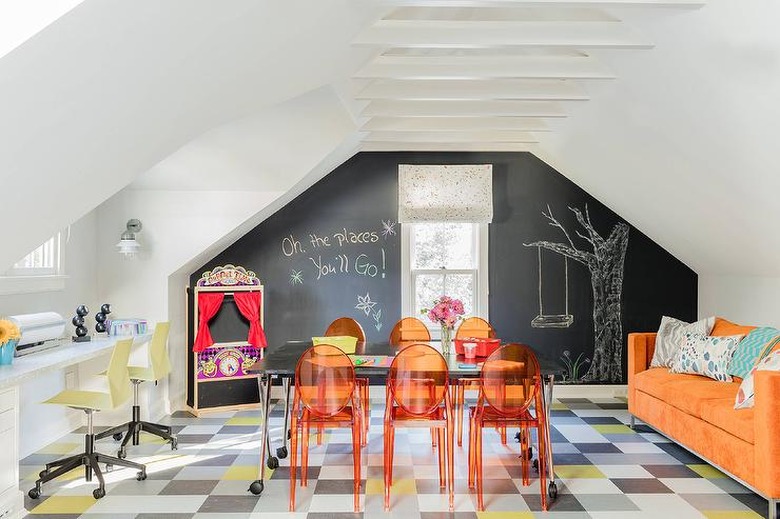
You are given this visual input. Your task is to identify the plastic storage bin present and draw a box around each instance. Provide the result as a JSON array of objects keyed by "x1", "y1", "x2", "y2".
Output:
[
  {"x1": 454, "y1": 337, "x2": 500, "y2": 358},
  {"x1": 312, "y1": 335, "x2": 358, "y2": 354}
]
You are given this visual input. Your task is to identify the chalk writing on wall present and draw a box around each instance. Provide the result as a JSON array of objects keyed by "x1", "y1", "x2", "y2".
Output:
[{"x1": 281, "y1": 223, "x2": 391, "y2": 284}]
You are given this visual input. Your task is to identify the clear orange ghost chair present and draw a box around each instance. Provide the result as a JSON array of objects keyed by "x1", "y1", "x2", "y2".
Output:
[
  {"x1": 384, "y1": 343, "x2": 454, "y2": 511},
  {"x1": 324, "y1": 317, "x2": 369, "y2": 444},
  {"x1": 454, "y1": 317, "x2": 497, "y2": 446},
  {"x1": 289, "y1": 344, "x2": 362, "y2": 512},
  {"x1": 388, "y1": 317, "x2": 431, "y2": 344},
  {"x1": 468, "y1": 343, "x2": 548, "y2": 512}
]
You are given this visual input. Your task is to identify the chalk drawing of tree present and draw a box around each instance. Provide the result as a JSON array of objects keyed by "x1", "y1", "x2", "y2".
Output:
[{"x1": 525, "y1": 205, "x2": 629, "y2": 383}]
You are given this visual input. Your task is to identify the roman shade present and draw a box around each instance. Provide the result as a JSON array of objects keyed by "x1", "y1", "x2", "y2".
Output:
[{"x1": 398, "y1": 164, "x2": 493, "y2": 223}]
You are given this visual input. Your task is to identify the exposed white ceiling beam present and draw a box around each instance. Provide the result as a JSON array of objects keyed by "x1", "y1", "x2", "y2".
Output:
[
  {"x1": 365, "y1": 130, "x2": 539, "y2": 142},
  {"x1": 362, "y1": 99, "x2": 568, "y2": 117},
  {"x1": 357, "y1": 78, "x2": 588, "y2": 100},
  {"x1": 354, "y1": 20, "x2": 653, "y2": 49},
  {"x1": 372, "y1": 0, "x2": 703, "y2": 6},
  {"x1": 361, "y1": 142, "x2": 537, "y2": 152},
  {"x1": 361, "y1": 116, "x2": 550, "y2": 131},
  {"x1": 355, "y1": 54, "x2": 615, "y2": 79}
]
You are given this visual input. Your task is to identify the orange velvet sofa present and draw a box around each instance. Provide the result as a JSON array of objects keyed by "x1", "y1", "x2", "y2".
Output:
[{"x1": 628, "y1": 331, "x2": 780, "y2": 519}]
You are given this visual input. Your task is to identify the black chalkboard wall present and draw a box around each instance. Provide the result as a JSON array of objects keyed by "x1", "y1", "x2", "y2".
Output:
[{"x1": 191, "y1": 152, "x2": 697, "y2": 384}]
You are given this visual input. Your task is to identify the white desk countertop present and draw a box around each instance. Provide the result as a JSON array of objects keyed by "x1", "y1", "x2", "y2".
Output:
[{"x1": 0, "y1": 333, "x2": 152, "y2": 390}]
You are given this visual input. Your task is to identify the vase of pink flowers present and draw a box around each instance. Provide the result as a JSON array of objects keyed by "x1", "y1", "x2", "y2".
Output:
[{"x1": 421, "y1": 295, "x2": 465, "y2": 356}]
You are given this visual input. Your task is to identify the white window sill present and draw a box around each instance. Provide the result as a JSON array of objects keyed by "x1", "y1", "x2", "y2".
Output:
[{"x1": 0, "y1": 275, "x2": 68, "y2": 296}]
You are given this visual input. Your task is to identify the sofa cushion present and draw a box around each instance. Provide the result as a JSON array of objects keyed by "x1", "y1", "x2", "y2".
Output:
[
  {"x1": 729, "y1": 327, "x2": 780, "y2": 379},
  {"x1": 633, "y1": 368, "x2": 740, "y2": 418},
  {"x1": 735, "y1": 349, "x2": 780, "y2": 409},
  {"x1": 700, "y1": 398, "x2": 755, "y2": 444},
  {"x1": 670, "y1": 333, "x2": 742, "y2": 382},
  {"x1": 711, "y1": 317, "x2": 756, "y2": 337}
]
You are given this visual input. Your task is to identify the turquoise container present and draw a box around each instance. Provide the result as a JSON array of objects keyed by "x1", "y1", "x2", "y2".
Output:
[{"x1": 0, "y1": 339, "x2": 18, "y2": 365}]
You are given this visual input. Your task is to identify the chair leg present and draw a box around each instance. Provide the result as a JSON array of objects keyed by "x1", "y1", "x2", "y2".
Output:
[
  {"x1": 301, "y1": 422, "x2": 310, "y2": 487},
  {"x1": 537, "y1": 422, "x2": 548, "y2": 512},
  {"x1": 520, "y1": 424, "x2": 530, "y2": 486},
  {"x1": 289, "y1": 418, "x2": 298, "y2": 511},
  {"x1": 447, "y1": 417, "x2": 454, "y2": 512},
  {"x1": 457, "y1": 382, "x2": 465, "y2": 447},
  {"x1": 437, "y1": 427, "x2": 445, "y2": 488},
  {"x1": 475, "y1": 422, "x2": 485, "y2": 512},
  {"x1": 34, "y1": 455, "x2": 84, "y2": 488},
  {"x1": 384, "y1": 423, "x2": 394, "y2": 511},
  {"x1": 352, "y1": 419, "x2": 362, "y2": 512},
  {"x1": 93, "y1": 452, "x2": 146, "y2": 473},
  {"x1": 317, "y1": 423, "x2": 323, "y2": 445},
  {"x1": 94, "y1": 422, "x2": 130, "y2": 441},
  {"x1": 467, "y1": 409, "x2": 476, "y2": 489}
]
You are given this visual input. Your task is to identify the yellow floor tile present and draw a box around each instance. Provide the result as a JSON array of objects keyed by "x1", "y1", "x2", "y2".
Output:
[
  {"x1": 366, "y1": 478, "x2": 415, "y2": 495},
  {"x1": 226, "y1": 416, "x2": 262, "y2": 426},
  {"x1": 29, "y1": 495, "x2": 95, "y2": 514},
  {"x1": 554, "y1": 465, "x2": 606, "y2": 479},
  {"x1": 37, "y1": 442, "x2": 80, "y2": 455},
  {"x1": 477, "y1": 513, "x2": 534, "y2": 519},
  {"x1": 688, "y1": 464, "x2": 727, "y2": 479},
  {"x1": 223, "y1": 464, "x2": 272, "y2": 480},
  {"x1": 591, "y1": 424, "x2": 634, "y2": 435},
  {"x1": 551, "y1": 402, "x2": 569, "y2": 411},
  {"x1": 702, "y1": 512, "x2": 763, "y2": 519}
]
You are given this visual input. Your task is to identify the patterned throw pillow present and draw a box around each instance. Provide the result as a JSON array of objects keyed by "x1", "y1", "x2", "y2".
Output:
[
  {"x1": 650, "y1": 316, "x2": 715, "y2": 368},
  {"x1": 728, "y1": 327, "x2": 780, "y2": 379},
  {"x1": 670, "y1": 333, "x2": 742, "y2": 382},
  {"x1": 735, "y1": 350, "x2": 780, "y2": 409}
]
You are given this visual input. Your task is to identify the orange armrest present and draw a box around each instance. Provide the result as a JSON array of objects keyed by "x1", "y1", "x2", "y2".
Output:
[
  {"x1": 627, "y1": 332, "x2": 657, "y2": 379},
  {"x1": 754, "y1": 370, "x2": 780, "y2": 496}
]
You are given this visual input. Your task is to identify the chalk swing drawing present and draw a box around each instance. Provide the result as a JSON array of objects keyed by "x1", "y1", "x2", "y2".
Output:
[
  {"x1": 524, "y1": 204, "x2": 629, "y2": 383},
  {"x1": 531, "y1": 245, "x2": 574, "y2": 329}
]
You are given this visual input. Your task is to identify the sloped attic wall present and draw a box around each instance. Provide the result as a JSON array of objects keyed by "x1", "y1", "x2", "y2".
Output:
[{"x1": 191, "y1": 152, "x2": 696, "y2": 384}]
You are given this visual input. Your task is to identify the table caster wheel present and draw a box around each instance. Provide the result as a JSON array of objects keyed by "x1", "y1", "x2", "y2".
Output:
[
  {"x1": 266, "y1": 456, "x2": 279, "y2": 470},
  {"x1": 105, "y1": 464, "x2": 113, "y2": 473},
  {"x1": 118, "y1": 447, "x2": 127, "y2": 459},
  {"x1": 93, "y1": 487, "x2": 106, "y2": 499},
  {"x1": 527, "y1": 447, "x2": 533, "y2": 460},
  {"x1": 113, "y1": 432, "x2": 123, "y2": 441},
  {"x1": 548, "y1": 481, "x2": 558, "y2": 500},
  {"x1": 28, "y1": 487, "x2": 41, "y2": 499},
  {"x1": 532, "y1": 459, "x2": 539, "y2": 472},
  {"x1": 39, "y1": 470, "x2": 48, "y2": 478},
  {"x1": 287, "y1": 429, "x2": 292, "y2": 440},
  {"x1": 248, "y1": 480, "x2": 264, "y2": 495},
  {"x1": 170, "y1": 436, "x2": 178, "y2": 450},
  {"x1": 136, "y1": 471, "x2": 147, "y2": 481},
  {"x1": 276, "y1": 446, "x2": 288, "y2": 459}
]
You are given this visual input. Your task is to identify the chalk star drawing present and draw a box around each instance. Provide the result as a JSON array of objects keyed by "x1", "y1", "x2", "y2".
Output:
[
  {"x1": 355, "y1": 292, "x2": 377, "y2": 316},
  {"x1": 289, "y1": 269, "x2": 304, "y2": 285},
  {"x1": 381, "y1": 220, "x2": 396, "y2": 239}
]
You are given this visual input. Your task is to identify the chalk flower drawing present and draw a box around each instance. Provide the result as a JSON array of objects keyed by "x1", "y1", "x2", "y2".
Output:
[
  {"x1": 381, "y1": 220, "x2": 397, "y2": 239},
  {"x1": 355, "y1": 292, "x2": 377, "y2": 317},
  {"x1": 289, "y1": 269, "x2": 304, "y2": 285}
]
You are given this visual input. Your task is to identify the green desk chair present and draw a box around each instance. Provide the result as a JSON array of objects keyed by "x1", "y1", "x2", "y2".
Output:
[
  {"x1": 96, "y1": 322, "x2": 177, "y2": 457},
  {"x1": 28, "y1": 338, "x2": 147, "y2": 500}
]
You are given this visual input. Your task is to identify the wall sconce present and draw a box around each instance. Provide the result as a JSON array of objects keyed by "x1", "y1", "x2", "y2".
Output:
[{"x1": 116, "y1": 219, "x2": 142, "y2": 257}]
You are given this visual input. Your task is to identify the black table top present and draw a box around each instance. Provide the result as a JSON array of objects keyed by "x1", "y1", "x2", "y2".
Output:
[{"x1": 247, "y1": 340, "x2": 563, "y2": 379}]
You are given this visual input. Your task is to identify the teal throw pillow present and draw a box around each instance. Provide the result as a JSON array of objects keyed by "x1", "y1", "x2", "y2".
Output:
[{"x1": 728, "y1": 326, "x2": 780, "y2": 379}]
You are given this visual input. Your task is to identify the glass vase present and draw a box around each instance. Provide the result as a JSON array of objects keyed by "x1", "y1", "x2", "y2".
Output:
[
  {"x1": 440, "y1": 325, "x2": 453, "y2": 356},
  {"x1": 0, "y1": 338, "x2": 18, "y2": 365}
]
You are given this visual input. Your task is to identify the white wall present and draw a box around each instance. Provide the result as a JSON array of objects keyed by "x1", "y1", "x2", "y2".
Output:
[
  {"x1": 0, "y1": 211, "x2": 102, "y2": 456},
  {"x1": 699, "y1": 276, "x2": 780, "y2": 329}
]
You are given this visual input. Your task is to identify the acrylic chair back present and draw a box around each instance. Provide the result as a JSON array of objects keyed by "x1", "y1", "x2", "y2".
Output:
[
  {"x1": 456, "y1": 317, "x2": 496, "y2": 340},
  {"x1": 479, "y1": 343, "x2": 540, "y2": 417},
  {"x1": 325, "y1": 317, "x2": 366, "y2": 342},
  {"x1": 107, "y1": 338, "x2": 134, "y2": 408},
  {"x1": 149, "y1": 322, "x2": 171, "y2": 380},
  {"x1": 388, "y1": 317, "x2": 431, "y2": 344},
  {"x1": 388, "y1": 343, "x2": 449, "y2": 416},
  {"x1": 295, "y1": 344, "x2": 356, "y2": 418}
]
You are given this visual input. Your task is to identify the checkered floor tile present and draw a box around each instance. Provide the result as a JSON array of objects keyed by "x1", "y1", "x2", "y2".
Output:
[{"x1": 19, "y1": 397, "x2": 776, "y2": 518}]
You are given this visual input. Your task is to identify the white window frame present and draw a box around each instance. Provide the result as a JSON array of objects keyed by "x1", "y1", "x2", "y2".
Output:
[
  {"x1": 401, "y1": 222, "x2": 489, "y2": 337},
  {"x1": 0, "y1": 233, "x2": 67, "y2": 295}
]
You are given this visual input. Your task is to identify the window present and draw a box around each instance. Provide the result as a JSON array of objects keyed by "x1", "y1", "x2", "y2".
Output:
[
  {"x1": 5, "y1": 234, "x2": 61, "y2": 276},
  {"x1": 402, "y1": 222, "x2": 489, "y2": 329}
]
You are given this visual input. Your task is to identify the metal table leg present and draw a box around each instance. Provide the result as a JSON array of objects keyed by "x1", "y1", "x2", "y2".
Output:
[
  {"x1": 542, "y1": 374, "x2": 558, "y2": 500},
  {"x1": 276, "y1": 376, "x2": 292, "y2": 459},
  {"x1": 249, "y1": 374, "x2": 273, "y2": 495}
]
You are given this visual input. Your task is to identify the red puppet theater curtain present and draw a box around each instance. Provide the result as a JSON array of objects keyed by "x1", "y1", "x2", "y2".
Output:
[
  {"x1": 234, "y1": 291, "x2": 268, "y2": 348},
  {"x1": 193, "y1": 292, "x2": 225, "y2": 352}
]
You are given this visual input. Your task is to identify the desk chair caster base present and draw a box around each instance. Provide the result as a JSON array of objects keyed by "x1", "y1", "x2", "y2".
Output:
[{"x1": 249, "y1": 480, "x2": 264, "y2": 495}]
